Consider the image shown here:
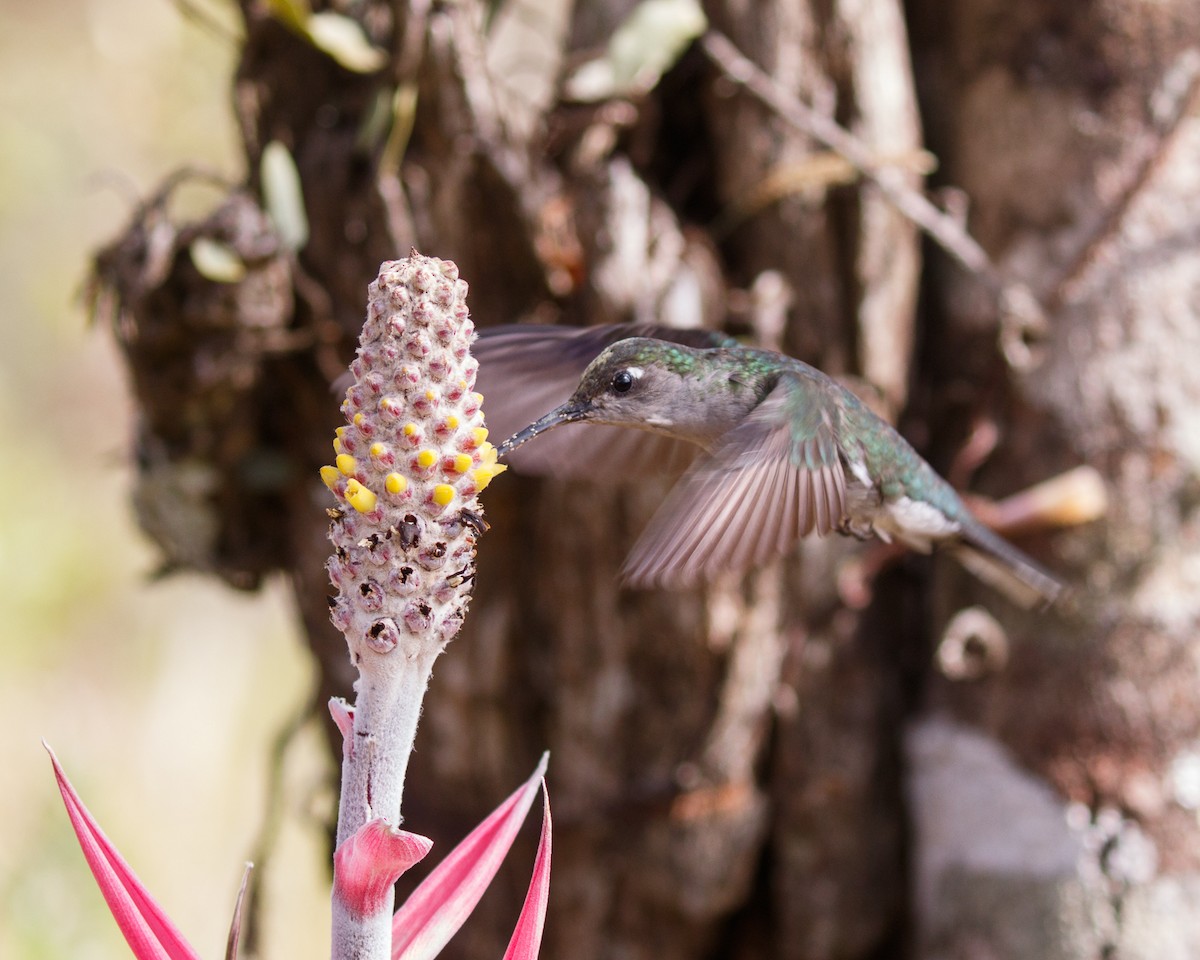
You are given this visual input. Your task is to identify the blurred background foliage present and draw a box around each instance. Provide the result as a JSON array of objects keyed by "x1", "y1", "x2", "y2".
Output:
[{"x1": 0, "y1": 1, "x2": 331, "y2": 955}]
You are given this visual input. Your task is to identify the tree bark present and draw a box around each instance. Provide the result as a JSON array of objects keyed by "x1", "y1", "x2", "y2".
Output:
[
  {"x1": 91, "y1": 0, "x2": 1200, "y2": 957},
  {"x1": 907, "y1": 1, "x2": 1200, "y2": 957}
]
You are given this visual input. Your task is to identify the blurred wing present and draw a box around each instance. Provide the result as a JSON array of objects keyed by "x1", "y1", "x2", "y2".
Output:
[
  {"x1": 474, "y1": 324, "x2": 734, "y2": 480},
  {"x1": 622, "y1": 382, "x2": 848, "y2": 587}
]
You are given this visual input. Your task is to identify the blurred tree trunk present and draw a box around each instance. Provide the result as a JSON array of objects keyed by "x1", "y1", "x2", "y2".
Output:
[
  {"x1": 905, "y1": 1, "x2": 1200, "y2": 957},
  {"x1": 91, "y1": 0, "x2": 1200, "y2": 958}
]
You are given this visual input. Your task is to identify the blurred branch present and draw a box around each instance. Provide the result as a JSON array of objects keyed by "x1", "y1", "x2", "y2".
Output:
[
  {"x1": 241, "y1": 691, "x2": 323, "y2": 955},
  {"x1": 701, "y1": 29, "x2": 1055, "y2": 370},
  {"x1": 712, "y1": 149, "x2": 938, "y2": 239},
  {"x1": 1049, "y1": 51, "x2": 1200, "y2": 309},
  {"x1": 169, "y1": 0, "x2": 243, "y2": 43},
  {"x1": 701, "y1": 30, "x2": 999, "y2": 283}
]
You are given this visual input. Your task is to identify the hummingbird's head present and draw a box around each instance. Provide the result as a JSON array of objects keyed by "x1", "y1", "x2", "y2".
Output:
[
  {"x1": 496, "y1": 338, "x2": 700, "y2": 457},
  {"x1": 570, "y1": 338, "x2": 698, "y2": 425}
]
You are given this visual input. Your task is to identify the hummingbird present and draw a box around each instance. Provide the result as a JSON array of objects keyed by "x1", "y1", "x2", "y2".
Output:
[{"x1": 474, "y1": 324, "x2": 1064, "y2": 608}]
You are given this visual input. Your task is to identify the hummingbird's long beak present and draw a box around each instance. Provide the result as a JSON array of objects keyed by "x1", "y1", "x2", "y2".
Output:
[{"x1": 496, "y1": 401, "x2": 590, "y2": 458}]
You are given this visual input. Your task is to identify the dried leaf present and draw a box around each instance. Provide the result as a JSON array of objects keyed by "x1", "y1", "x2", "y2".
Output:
[
  {"x1": 382, "y1": 83, "x2": 419, "y2": 172},
  {"x1": 189, "y1": 237, "x2": 246, "y2": 283},
  {"x1": 260, "y1": 140, "x2": 309, "y2": 252},
  {"x1": 565, "y1": 0, "x2": 707, "y2": 101},
  {"x1": 307, "y1": 12, "x2": 387, "y2": 73},
  {"x1": 224, "y1": 864, "x2": 253, "y2": 960}
]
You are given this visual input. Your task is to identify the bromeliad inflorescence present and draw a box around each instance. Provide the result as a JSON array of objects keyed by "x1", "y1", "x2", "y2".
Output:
[
  {"x1": 321, "y1": 253, "x2": 505, "y2": 662},
  {"x1": 322, "y1": 253, "x2": 525, "y2": 960},
  {"x1": 49, "y1": 254, "x2": 548, "y2": 960}
]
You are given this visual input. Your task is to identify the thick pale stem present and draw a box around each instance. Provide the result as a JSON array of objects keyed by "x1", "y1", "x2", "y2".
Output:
[
  {"x1": 331, "y1": 895, "x2": 393, "y2": 960},
  {"x1": 336, "y1": 653, "x2": 437, "y2": 846}
]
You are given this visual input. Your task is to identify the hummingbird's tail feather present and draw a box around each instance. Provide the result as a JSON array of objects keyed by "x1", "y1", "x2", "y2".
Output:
[{"x1": 950, "y1": 520, "x2": 1064, "y2": 610}]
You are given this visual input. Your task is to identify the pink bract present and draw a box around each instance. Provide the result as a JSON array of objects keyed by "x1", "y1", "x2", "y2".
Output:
[
  {"x1": 335, "y1": 821, "x2": 434, "y2": 919},
  {"x1": 47, "y1": 742, "x2": 200, "y2": 960},
  {"x1": 49, "y1": 743, "x2": 550, "y2": 960},
  {"x1": 391, "y1": 755, "x2": 550, "y2": 960}
]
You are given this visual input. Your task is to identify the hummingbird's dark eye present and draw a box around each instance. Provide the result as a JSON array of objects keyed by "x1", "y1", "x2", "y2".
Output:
[{"x1": 611, "y1": 370, "x2": 635, "y2": 394}]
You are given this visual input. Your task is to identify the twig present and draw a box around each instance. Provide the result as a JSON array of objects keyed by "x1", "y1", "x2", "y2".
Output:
[
  {"x1": 701, "y1": 30, "x2": 1000, "y2": 285},
  {"x1": 700, "y1": 30, "x2": 1052, "y2": 370},
  {"x1": 240, "y1": 691, "x2": 322, "y2": 955},
  {"x1": 712, "y1": 149, "x2": 938, "y2": 238},
  {"x1": 1049, "y1": 53, "x2": 1200, "y2": 309}
]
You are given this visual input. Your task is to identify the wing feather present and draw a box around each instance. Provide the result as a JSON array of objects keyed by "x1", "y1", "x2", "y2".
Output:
[
  {"x1": 647, "y1": 458, "x2": 752, "y2": 584},
  {"x1": 776, "y1": 458, "x2": 798, "y2": 554},
  {"x1": 796, "y1": 466, "x2": 813, "y2": 537},
  {"x1": 622, "y1": 382, "x2": 849, "y2": 587},
  {"x1": 740, "y1": 453, "x2": 793, "y2": 575},
  {"x1": 813, "y1": 466, "x2": 830, "y2": 535}
]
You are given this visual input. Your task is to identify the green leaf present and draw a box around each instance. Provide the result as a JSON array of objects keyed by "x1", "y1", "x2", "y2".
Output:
[
  {"x1": 565, "y1": 0, "x2": 707, "y2": 101},
  {"x1": 265, "y1": 0, "x2": 312, "y2": 34},
  {"x1": 307, "y1": 12, "x2": 387, "y2": 73},
  {"x1": 382, "y1": 83, "x2": 419, "y2": 171},
  {"x1": 261, "y1": 140, "x2": 309, "y2": 252},
  {"x1": 189, "y1": 237, "x2": 246, "y2": 283}
]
